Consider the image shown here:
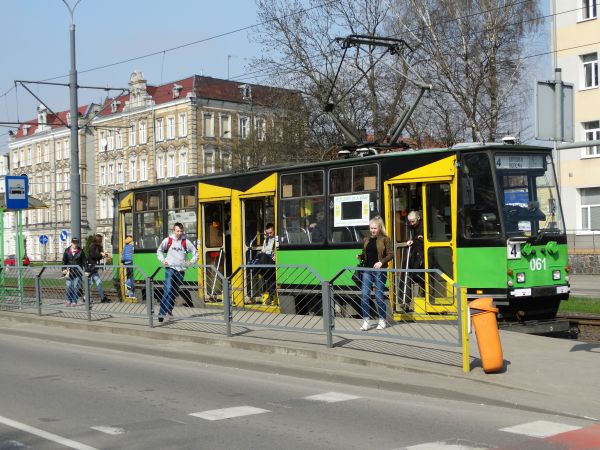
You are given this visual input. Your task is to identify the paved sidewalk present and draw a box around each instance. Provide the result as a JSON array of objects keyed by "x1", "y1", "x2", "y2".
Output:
[{"x1": 0, "y1": 309, "x2": 598, "y2": 423}]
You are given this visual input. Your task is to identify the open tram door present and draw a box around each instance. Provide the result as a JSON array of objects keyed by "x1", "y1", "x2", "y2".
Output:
[
  {"x1": 385, "y1": 158, "x2": 457, "y2": 317},
  {"x1": 117, "y1": 192, "x2": 134, "y2": 302}
]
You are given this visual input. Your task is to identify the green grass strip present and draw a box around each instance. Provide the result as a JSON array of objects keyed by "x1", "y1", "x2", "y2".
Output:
[{"x1": 559, "y1": 297, "x2": 600, "y2": 314}]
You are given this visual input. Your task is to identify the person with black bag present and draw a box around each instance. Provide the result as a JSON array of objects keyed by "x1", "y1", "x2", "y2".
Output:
[
  {"x1": 357, "y1": 216, "x2": 393, "y2": 331},
  {"x1": 61, "y1": 237, "x2": 87, "y2": 307},
  {"x1": 406, "y1": 210, "x2": 425, "y2": 305},
  {"x1": 87, "y1": 234, "x2": 111, "y2": 303}
]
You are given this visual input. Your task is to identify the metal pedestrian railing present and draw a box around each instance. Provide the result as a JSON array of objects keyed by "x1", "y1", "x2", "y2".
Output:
[
  {"x1": 567, "y1": 229, "x2": 600, "y2": 254},
  {"x1": 0, "y1": 263, "x2": 470, "y2": 371}
]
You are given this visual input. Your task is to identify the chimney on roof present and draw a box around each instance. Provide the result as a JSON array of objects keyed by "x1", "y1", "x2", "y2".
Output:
[
  {"x1": 239, "y1": 84, "x2": 252, "y2": 101},
  {"x1": 172, "y1": 84, "x2": 183, "y2": 99}
]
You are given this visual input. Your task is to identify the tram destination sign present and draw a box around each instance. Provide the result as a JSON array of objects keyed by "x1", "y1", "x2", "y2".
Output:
[{"x1": 494, "y1": 154, "x2": 545, "y2": 171}]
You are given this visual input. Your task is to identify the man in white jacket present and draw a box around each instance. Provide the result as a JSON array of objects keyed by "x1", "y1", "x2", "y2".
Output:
[{"x1": 156, "y1": 222, "x2": 198, "y2": 322}]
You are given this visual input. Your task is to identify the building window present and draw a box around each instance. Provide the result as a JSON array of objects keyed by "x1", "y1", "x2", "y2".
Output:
[
  {"x1": 203, "y1": 145, "x2": 215, "y2": 174},
  {"x1": 129, "y1": 123, "x2": 136, "y2": 146},
  {"x1": 57, "y1": 204, "x2": 63, "y2": 222},
  {"x1": 582, "y1": 52, "x2": 599, "y2": 89},
  {"x1": 580, "y1": 187, "x2": 600, "y2": 230},
  {"x1": 584, "y1": 121, "x2": 600, "y2": 157},
  {"x1": 44, "y1": 143, "x2": 49, "y2": 162},
  {"x1": 140, "y1": 157, "x2": 148, "y2": 181},
  {"x1": 139, "y1": 120, "x2": 147, "y2": 144},
  {"x1": 36, "y1": 144, "x2": 42, "y2": 163},
  {"x1": 178, "y1": 113, "x2": 187, "y2": 137},
  {"x1": 100, "y1": 196, "x2": 107, "y2": 219},
  {"x1": 255, "y1": 117, "x2": 266, "y2": 141},
  {"x1": 27, "y1": 147, "x2": 32, "y2": 165},
  {"x1": 239, "y1": 116, "x2": 248, "y2": 139},
  {"x1": 129, "y1": 159, "x2": 137, "y2": 182},
  {"x1": 167, "y1": 116, "x2": 175, "y2": 140},
  {"x1": 221, "y1": 149, "x2": 232, "y2": 171},
  {"x1": 203, "y1": 113, "x2": 214, "y2": 137},
  {"x1": 64, "y1": 140, "x2": 70, "y2": 159},
  {"x1": 13, "y1": 151, "x2": 18, "y2": 168},
  {"x1": 221, "y1": 114, "x2": 231, "y2": 139},
  {"x1": 56, "y1": 173, "x2": 62, "y2": 191},
  {"x1": 56, "y1": 141, "x2": 62, "y2": 160},
  {"x1": 156, "y1": 155, "x2": 164, "y2": 180},
  {"x1": 64, "y1": 171, "x2": 70, "y2": 190},
  {"x1": 100, "y1": 165, "x2": 106, "y2": 185},
  {"x1": 180, "y1": 151, "x2": 188, "y2": 175},
  {"x1": 155, "y1": 118, "x2": 164, "y2": 141},
  {"x1": 108, "y1": 163, "x2": 115, "y2": 184},
  {"x1": 108, "y1": 130, "x2": 115, "y2": 150},
  {"x1": 116, "y1": 130, "x2": 123, "y2": 149},
  {"x1": 167, "y1": 153, "x2": 176, "y2": 177},
  {"x1": 581, "y1": 0, "x2": 597, "y2": 20},
  {"x1": 117, "y1": 161, "x2": 124, "y2": 183},
  {"x1": 45, "y1": 174, "x2": 50, "y2": 193}
]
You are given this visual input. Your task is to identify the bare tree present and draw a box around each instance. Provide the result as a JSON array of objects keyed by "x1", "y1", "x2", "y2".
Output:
[
  {"x1": 394, "y1": 0, "x2": 542, "y2": 142},
  {"x1": 251, "y1": 0, "x2": 414, "y2": 151}
]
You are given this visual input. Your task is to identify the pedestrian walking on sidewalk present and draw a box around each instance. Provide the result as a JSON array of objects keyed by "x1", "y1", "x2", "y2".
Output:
[
  {"x1": 87, "y1": 234, "x2": 111, "y2": 303},
  {"x1": 156, "y1": 222, "x2": 198, "y2": 322},
  {"x1": 61, "y1": 237, "x2": 87, "y2": 307},
  {"x1": 121, "y1": 235, "x2": 135, "y2": 297},
  {"x1": 358, "y1": 216, "x2": 393, "y2": 331}
]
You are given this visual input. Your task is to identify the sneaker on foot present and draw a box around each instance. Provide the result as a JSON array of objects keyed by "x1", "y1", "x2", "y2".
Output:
[
  {"x1": 65, "y1": 301, "x2": 72, "y2": 307},
  {"x1": 360, "y1": 319, "x2": 370, "y2": 331},
  {"x1": 376, "y1": 319, "x2": 387, "y2": 330}
]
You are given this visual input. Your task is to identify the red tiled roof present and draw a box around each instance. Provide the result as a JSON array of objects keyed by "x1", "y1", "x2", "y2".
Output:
[
  {"x1": 97, "y1": 75, "x2": 296, "y2": 117},
  {"x1": 14, "y1": 104, "x2": 91, "y2": 139}
]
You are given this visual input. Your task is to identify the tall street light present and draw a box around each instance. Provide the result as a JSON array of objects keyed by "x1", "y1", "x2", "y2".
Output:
[{"x1": 61, "y1": 0, "x2": 83, "y2": 241}]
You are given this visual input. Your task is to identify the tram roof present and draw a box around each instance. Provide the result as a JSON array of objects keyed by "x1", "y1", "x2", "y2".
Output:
[{"x1": 116, "y1": 142, "x2": 551, "y2": 197}]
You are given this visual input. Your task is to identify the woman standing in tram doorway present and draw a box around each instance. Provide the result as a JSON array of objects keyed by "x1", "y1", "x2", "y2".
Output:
[{"x1": 358, "y1": 216, "x2": 393, "y2": 331}]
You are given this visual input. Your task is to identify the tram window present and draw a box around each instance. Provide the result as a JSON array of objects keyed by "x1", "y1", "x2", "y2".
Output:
[
  {"x1": 460, "y1": 154, "x2": 501, "y2": 239},
  {"x1": 204, "y1": 203, "x2": 223, "y2": 248},
  {"x1": 167, "y1": 186, "x2": 198, "y2": 242},
  {"x1": 135, "y1": 211, "x2": 162, "y2": 249},
  {"x1": 281, "y1": 174, "x2": 301, "y2": 198},
  {"x1": 353, "y1": 164, "x2": 378, "y2": 192},
  {"x1": 279, "y1": 170, "x2": 325, "y2": 245},
  {"x1": 426, "y1": 183, "x2": 451, "y2": 242},
  {"x1": 330, "y1": 167, "x2": 352, "y2": 194},
  {"x1": 148, "y1": 191, "x2": 161, "y2": 210}
]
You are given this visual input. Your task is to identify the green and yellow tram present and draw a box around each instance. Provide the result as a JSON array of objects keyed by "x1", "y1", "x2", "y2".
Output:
[{"x1": 114, "y1": 143, "x2": 569, "y2": 322}]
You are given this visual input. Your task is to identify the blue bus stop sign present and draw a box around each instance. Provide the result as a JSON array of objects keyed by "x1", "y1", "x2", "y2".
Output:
[
  {"x1": 39, "y1": 235, "x2": 49, "y2": 245},
  {"x1": 60, "y1": 230, "x2": 69, "y2": 242},
  {"x1": 5, "y1": 176, "x2": 29, "y2": 209}
]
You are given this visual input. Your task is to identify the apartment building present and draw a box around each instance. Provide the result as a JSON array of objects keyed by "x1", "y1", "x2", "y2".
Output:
[
  {"x1": 7, "y1": 104, "x2": 98, "y2": 260},
  {"x1": 555, "y1": 0, "x2": 600, "y2": 232},
  {"x1": 6, "y1": 71, "x2": 300, "y2": 260}
]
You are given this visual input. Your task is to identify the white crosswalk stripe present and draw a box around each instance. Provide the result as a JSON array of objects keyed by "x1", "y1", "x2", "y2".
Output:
[
  {"x1": 90, "y1": 426, "x2": 125, "y2": 435},
  {"x1": 304, "y1": 392, "x2": 361, "y2": 403},
  {"x1": 189, "y1": 406, "x2": 270, "y2": 421},
  {"x1": 500, "y1": 420, "x2": 581, "y2": 438}
]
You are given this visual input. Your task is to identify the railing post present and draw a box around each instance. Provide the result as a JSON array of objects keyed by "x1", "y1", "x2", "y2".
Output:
[
  {"x1": 322, "y1": 280, "x2": 333, "y2": 348},
  {"x1": 83, "y1": 272, "x2": 91, "y2": 321},
  {"x1": 146, "y1": 277, "x2": 154, "y2": 328},
  {"x1": 458, "y1": 285, "x2": 470, "y2": 373},
  {"x1": 35, "y1": 272, "x2": 42, "y2": 316},
  {"x1": 223, "y1": 274, "x2": 232, "y2": 337}
]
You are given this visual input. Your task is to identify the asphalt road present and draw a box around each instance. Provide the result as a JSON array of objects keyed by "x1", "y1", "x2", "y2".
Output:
[{"x1": 0, "y1": 332, "x2": 592, "y2": 450}]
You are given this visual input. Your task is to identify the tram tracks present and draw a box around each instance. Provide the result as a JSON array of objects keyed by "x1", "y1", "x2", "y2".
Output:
[{"x1": 557, "y1": 313, "x2": 600, "y2": 343}]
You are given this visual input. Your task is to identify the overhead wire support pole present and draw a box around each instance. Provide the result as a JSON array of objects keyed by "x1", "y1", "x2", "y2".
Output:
[{"x1": 62, "y1": 0, "x2": 83, "y2": 242}]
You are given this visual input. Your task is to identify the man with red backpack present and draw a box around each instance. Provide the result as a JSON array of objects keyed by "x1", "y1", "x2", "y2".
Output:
[{"x1": 156, "y1": 222, "x2": 198, "y2": 322}]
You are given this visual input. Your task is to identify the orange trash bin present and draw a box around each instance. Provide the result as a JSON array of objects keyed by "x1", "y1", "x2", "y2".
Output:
[{"x1": 470, "y1": 297, "x2": 504, "y2": 373}]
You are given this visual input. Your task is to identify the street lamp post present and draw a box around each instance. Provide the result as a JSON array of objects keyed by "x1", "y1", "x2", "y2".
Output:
[{"x1": 61, "y1": 0, "x2": 83, "y2": 241}]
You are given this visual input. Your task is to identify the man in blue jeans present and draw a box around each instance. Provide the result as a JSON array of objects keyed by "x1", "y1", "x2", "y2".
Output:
[{"x1": 156, "y1": 222, "x2": 198, "y2": 322}]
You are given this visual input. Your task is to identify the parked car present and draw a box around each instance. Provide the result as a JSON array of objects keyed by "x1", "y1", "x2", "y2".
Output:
[{"x1": 3, "y1": 254, "x2": 31, "y2": 266}]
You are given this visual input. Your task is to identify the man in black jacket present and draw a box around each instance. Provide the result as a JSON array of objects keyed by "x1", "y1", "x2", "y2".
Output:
[
  {"x1": 87, "y1": 234, "x2": 111, "y2": 303},
  {"x1": 62, "y1": 237, "x2": 87, "y2": 306}
]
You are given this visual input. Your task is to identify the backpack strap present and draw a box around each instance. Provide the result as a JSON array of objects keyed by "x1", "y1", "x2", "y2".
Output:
[{"x1": 166, "y1": 237, "x2": 187, "y2": 252}]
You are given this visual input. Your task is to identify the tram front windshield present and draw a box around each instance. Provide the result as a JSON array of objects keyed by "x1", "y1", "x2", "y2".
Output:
[{"x1": 494, "y1": 153, "x2": 565, "y2": 238}]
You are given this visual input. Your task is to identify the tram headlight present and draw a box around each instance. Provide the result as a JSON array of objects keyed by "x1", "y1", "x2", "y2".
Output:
[
  {"x1": 507, "y1": 280, "x2": 514, "y2": 287},
  {"x1": 553, "y1": 270, "x2": 561, "y2": 280},
  {"x1": 516, "y1": 272, "x2": 526, "y2": 283}
]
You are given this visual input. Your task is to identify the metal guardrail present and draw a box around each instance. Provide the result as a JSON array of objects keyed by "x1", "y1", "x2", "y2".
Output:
[{"x1": 0, "y1": 263, "x2": 470, "y2": 371}]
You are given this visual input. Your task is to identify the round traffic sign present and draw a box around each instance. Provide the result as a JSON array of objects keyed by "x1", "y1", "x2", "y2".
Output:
[
  {"x1": 39, "y1": 235, "x2": 49, "y2": 245},
  {"x1": 59, "y1": 230, "x2": 69, "y2": 241}
]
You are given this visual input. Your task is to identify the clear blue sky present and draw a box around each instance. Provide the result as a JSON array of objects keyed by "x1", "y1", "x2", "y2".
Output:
[{"x1": 0, "y1": 0, "x2": 263, "y2": 154}]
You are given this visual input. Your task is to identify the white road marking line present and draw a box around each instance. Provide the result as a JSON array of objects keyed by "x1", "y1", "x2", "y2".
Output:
[
  {"x1": 500, "y1": 420, "x2": 581, "y2": 438},
  {"x1": 0, "y1": 414, "x2": 99, "y2": 450},
  {"x1": 403, "y1": 443, "x2": 488, "y2": 449},
  {"x1": 189, "y1": 406, "x2": 270, "y2": 421},
  {"x1": 304, "y1": 392, "x2": 361, "y2": 403},
  {"x1": 90, "y1": 426, "x2": 125, "y2": 435}
]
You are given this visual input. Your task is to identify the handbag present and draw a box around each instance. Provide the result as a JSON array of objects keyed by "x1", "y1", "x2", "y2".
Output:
[{"x1": 352, "y1": 261, "x2": 364, "y2": 286}]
